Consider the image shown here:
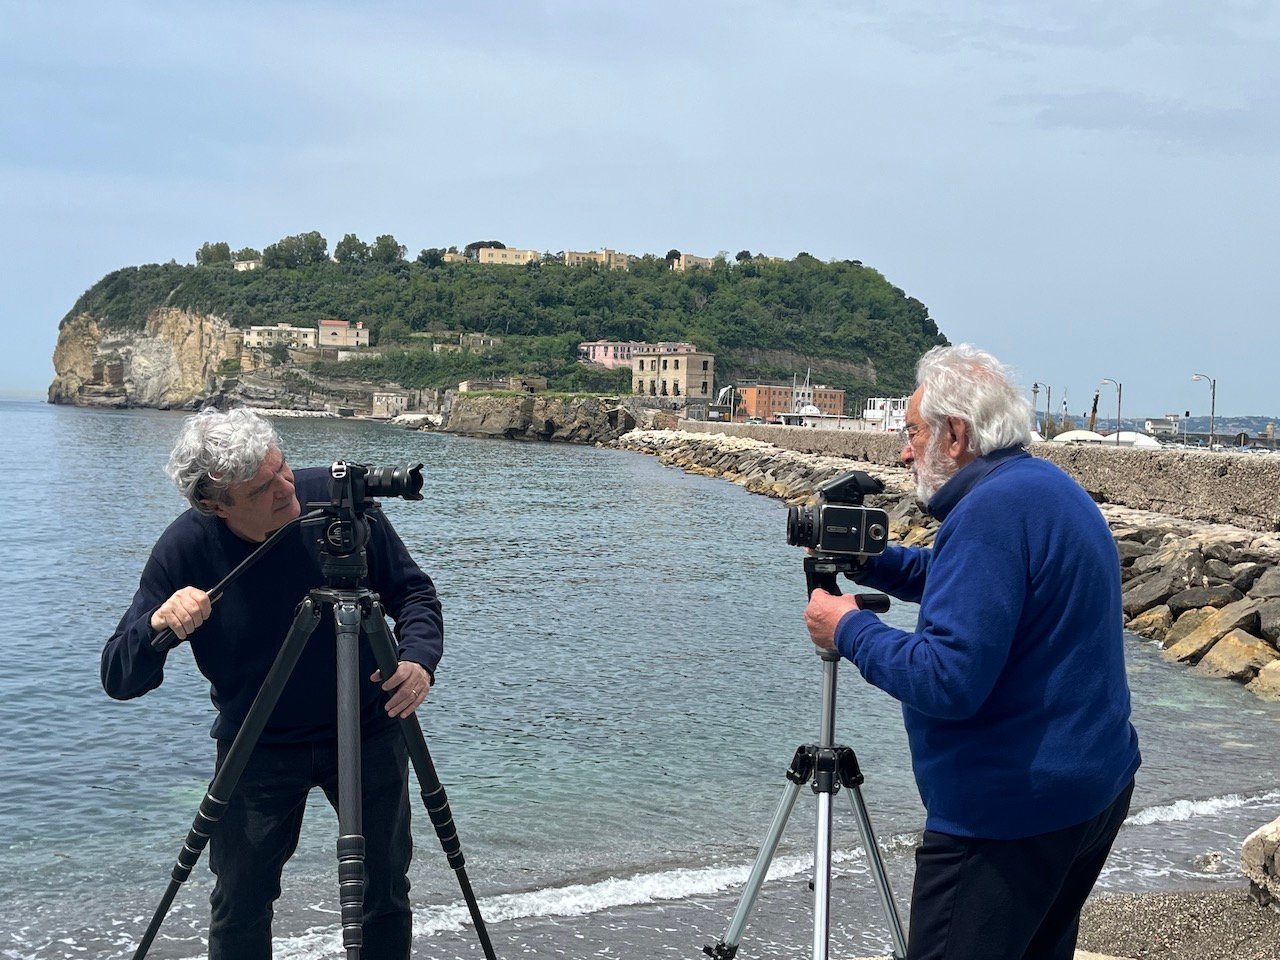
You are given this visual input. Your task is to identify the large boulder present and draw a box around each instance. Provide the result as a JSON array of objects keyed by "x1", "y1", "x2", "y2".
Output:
[
  {"x1": 1250, "y1": 566, "x2": 1280, "y2": 600},
  {"x1": 1247, "y1": 661, "x2": 1280, "y2": 701},
  {"x1": 1196, "y1": 628, "x2": 1280, "y2": 682},
  {"x1": 1241, "y1": 816, "x2": 1280, "y2": 910},
  {"x1": 1167, "y1": 584, "x2": 1243, "y2": 618},
  {"x1": 1163, "y1": 598, "x2": 1263, "y2": 664},
  {"x1": 1123, "y1": 573, "x2": 1182, "y2": 619},
  {"x1": 1259, "y1": 599, "x2": 1280, "y2": 645},
  {"x1": 1127, "y1": 605, "x2": 1173, "y2": 644},
  {"x1": 1231, "y1": 562, "x2": 1268, "y2": 594},
  {"x1": 1161, "y1": 608, "x2": 1215, "y2": 650}
]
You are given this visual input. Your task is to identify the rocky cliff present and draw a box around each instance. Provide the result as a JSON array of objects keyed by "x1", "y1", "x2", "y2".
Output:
[
  {"x1": 49, "y1": 308, "x2": 240, "y2": 408},
  {"x1": 442, "y1": 394, "x2": 637, "y2": 443}
]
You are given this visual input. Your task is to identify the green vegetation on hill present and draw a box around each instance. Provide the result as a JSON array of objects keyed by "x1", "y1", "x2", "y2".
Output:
[{"x1": 64, "y1": 239, "x2": 948, "y2": 409}]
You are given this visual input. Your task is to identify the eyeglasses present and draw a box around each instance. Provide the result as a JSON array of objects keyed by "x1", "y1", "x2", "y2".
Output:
[{"x1": 898, "y1": 422, "x2": 924, "y2": 444}]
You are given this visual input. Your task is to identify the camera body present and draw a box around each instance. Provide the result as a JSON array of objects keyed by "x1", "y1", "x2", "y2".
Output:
[{"x1": 787, "y1": 470, "x2": 890, "y2": 557}]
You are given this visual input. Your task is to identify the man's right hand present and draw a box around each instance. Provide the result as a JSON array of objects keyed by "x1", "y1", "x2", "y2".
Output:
[{"x1": 150, "y1": 587, "x2": 212, "y2": 639}]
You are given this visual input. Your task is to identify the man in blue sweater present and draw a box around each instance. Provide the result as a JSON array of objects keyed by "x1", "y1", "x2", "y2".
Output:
[
  {"x1": 804, "y1": 345, "x2": 1140, "y2": 960},
  {"x1": 103, "y1": 408, "x2": 443, "y2": 960}
]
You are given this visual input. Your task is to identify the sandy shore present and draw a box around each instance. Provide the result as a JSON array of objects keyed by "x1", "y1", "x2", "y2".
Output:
[{"x1": 1077, "y1": 887, "x2": 1280, "y2": 960}]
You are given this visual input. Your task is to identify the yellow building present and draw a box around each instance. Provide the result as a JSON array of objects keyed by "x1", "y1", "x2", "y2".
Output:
[
  {"x1": 244, "y1": 323, "x2": 318, "y2": 350},
  {"x1": 318, "y1": 319, "x2": 369, "y2": 348},
  {"x1": 478, "y1": 247, "x2": 540, "y2": 266},
  {"x1": 564, "y1": 248, "x2": 632, "y2": 270},
  {"x1": 672, "y1": 252, "x2": 715, "y2": 271},
  {"x1": 632, "y1": 351, "x2": 715, "y2": 400},
  {"x1": 371, "y1": 391, "x2": 410, "y2": 418}
]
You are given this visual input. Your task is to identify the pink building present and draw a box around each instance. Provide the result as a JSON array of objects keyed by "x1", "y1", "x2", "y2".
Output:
[{"x1": 578, "y1": 340, "x2": 696, "y2": 370}]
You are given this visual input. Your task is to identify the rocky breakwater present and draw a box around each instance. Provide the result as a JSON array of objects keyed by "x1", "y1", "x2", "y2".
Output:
[
  {"x1": 614, "y1": 430, "x2": 1280, "y2": 700},
  {"x1": 442, "y1": 394, "x2": 636, "y2": 444}
]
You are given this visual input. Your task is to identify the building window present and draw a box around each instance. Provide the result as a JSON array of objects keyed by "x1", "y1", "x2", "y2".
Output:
[
  {"x1": 702, "y1": 360, "x2": 709, "y2": 371},
  {"x1": 674, "y1": 358, "x2": 680, "y2": 369},
  {"x1": 701, "y1": 381, "x2": 708, "y2": 394}
]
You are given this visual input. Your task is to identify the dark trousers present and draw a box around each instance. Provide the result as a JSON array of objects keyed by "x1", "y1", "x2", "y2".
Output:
[
  {"x1": 906, "y1": 780, "x2": 1134, "y2": 960},
  {"x1": 207, "y1": 724, "x2": 413, "y2": 960}
]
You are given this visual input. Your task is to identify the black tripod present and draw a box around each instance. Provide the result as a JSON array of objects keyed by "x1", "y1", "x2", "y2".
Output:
[
  {"x1": 704, "y1": 554, "x2": 907, "y2": 960},
  {"x1": 128, "y1": 465, "x2": 497, "y2": 960}
]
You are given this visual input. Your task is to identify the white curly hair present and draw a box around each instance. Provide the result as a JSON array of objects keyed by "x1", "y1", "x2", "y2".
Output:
[{"x1": 166, "y1": 407, "x2": 281, "y2": 514}]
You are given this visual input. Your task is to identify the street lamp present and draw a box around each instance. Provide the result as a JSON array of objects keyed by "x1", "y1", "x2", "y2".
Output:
[
  {"x1": 1100, "y1": 378, "x2": 1122, "y2": 446},
  {"x1": 1192, "y1": 373, "x2": 1216, "y2": 449},
  {"x1": 1032, "y1": 382, "x2": 1051, "y2": 435}
]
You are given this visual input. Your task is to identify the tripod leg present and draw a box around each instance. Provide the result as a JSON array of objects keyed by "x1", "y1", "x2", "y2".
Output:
[
  {"x1": 130, "y1": 598, "x2": 323, "y2": 960},
  {"x1": 335, "y1": 600, "x2": 366, "y2": 959},
  {"x1": 845, "y1": 784, "x2": 908, "y2": 960},
  {"x1": 360, "y1": 599, "x2": 499, "y2": 960},
  {"x1": 705, "y1": 777, "x2": 806, "y2": 960},
  {"x1": 813, "y1": 790, "x2": 835, "y2": 960}
]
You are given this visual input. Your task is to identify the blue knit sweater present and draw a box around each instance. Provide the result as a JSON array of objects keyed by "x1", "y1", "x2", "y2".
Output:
[
  {"x1": 836, "y1": 447, "x2": 1140, "y2": 839},
  {"x1": 102, "y1": 468, "x2": 444, "y2": 745}
]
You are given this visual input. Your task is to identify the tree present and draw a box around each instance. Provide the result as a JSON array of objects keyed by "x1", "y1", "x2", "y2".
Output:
[
  {"x1": 370, "y1": 234, "x2": 407, "y2": 264},
  {"x1": 665, "y1": 249, "x2": 681, "y2": 264},
  {"x1": 735, "y1": 250, "x2": 752, "y2": 263},
  {"x1": 262, "y1": 231, "x2": 328, "y2": 268},
  {"x1": 234, "y1": 247, "x2": 261, "y2": 262},
  {"x1": 196, "y1": 241, "x2": 231, "y2": 266},
  {"x1": 463, "y1": 239, "x2": 506, "y2": 260},
  {"x1": 377, "y1": 318, "x2": 412, "y2": 344},
  {"x1": 334, "y1": 233, "x2": 371, "y2": 264}
]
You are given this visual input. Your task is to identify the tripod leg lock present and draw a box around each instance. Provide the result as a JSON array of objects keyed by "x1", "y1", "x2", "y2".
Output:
[
  {"x1": 834, "y1": 746, "x2": 865, "y2": 788},
  {"x1": 786, "y1": 745, "x2": 817, "y2": 785},
  {"x1": 703, "y1": 940, "x2": 739, "y2": 959}
]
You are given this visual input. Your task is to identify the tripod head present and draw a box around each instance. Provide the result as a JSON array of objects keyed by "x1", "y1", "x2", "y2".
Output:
[
  {"x1": 308, "y1": 460, "x2": 425, "y2": 589},
  {"x1": 803, "y1": 554, "x2": 890, "y2": 614}
]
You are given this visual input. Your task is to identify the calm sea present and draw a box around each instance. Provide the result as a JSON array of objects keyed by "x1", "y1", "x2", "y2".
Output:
[{"x1": 2, "y1": 399, "x2": 1279, "y2": 959}]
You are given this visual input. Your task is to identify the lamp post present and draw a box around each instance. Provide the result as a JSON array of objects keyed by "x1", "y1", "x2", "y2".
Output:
[
  {"x1": 1192, "y1": 373, "x2": 1216, "y2": 449},
  {"x1": 1100, "y1": 378, "x2": 1122, "y2": 446},
  {"x1": 1032, "y1": 382, "x2": 1051, "y2": 435}
]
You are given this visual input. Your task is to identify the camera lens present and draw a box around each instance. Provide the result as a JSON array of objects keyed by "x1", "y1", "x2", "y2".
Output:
[
  {"x1": 786, "y1": 505, "x2": 816, "y2": 548},
  {"x1": 364, "y1": 463, "x2": 425, "y2": 501}
]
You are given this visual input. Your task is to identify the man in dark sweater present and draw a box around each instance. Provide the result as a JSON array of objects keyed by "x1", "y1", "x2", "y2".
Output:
[
  {"x1": 103, "y1": 407, "x2": 443, "y2": 960},
  {"x1": 804, "y1": 345, "x2": 1140, "y2": 960}
]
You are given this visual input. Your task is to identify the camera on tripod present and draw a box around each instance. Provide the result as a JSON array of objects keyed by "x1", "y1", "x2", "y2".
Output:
[
  {"x1": 786, "y1": 470, "x2": 890, "y2": 557},
  {"x1": 327, "y1": 460, "x2": 425, "y2": 507}
]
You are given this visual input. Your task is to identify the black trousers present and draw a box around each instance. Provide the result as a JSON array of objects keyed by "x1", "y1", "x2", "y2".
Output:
[
  {"x1": 906, "y1": 780, "x2": 1134, "y2": 960},
  {"x1": 207, "y1": 724, "x2": 413, "y2": 960}
]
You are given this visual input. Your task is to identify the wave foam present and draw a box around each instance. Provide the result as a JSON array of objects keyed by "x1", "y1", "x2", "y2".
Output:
[
  {"x1": 271, "y1": 832, "x2": 919, "y2": 958},
  {"x1": 1125, "y1": 789, "x2": 1280, "y2": 826}
]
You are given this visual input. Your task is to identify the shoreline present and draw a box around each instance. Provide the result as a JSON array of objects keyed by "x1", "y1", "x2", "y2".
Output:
[{"x1": 1078, "y1": 887, "x2": 1280, "y2": 959}]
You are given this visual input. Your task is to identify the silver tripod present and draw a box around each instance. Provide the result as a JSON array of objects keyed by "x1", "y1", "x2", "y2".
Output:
[{"x1": 705, "y1": 622, "x2": 908, "y2": 959}]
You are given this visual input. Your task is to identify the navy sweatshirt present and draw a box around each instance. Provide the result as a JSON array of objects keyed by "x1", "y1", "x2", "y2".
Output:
[
  {"x1": 836, "y1": 447, "x2": 1140, "y2": 839},
  {"x1": 102, "y1": 467, "x2": 444, "y2": 744}
]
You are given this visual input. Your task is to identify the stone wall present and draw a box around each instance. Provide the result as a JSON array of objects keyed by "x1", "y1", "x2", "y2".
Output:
[{"x1": 679, "y1": 422, "x2": 1280, "y2": 532}]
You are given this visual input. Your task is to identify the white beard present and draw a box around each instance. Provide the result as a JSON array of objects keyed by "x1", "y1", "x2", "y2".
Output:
[{"x1": 914, "y1": 434, "x2": 961, "y2": 506}]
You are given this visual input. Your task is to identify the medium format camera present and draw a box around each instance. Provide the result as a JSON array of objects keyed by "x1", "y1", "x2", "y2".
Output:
[{"x1": 786, "y1": 470, "x2": 890, "y2": 556}]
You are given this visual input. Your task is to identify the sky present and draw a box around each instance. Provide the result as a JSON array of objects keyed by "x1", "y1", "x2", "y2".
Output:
[{"x1": 2, "y1": 0, "x2": 1276, "y2": 419}]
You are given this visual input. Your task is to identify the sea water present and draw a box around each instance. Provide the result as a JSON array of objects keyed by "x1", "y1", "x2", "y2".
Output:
[{"x1": 2, "y1": 400, "x2": 1278, "y2": 959}]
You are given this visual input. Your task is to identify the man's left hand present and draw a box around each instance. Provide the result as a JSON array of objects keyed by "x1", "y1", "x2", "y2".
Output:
[
  {"x1": 804, "y1": 588, "x2": 861, "y2": 650},
  {"x1": 371, "y1": 661, "x2": 431, "y2": 718}
]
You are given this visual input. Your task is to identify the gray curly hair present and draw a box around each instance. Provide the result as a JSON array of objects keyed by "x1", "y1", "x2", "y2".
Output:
[
  {"x1": 166, "y1": 407, "x2": 281, "y2": 514},
  {"x1": 916, "y1": 344, "x2": 1032, "y2": 455}
]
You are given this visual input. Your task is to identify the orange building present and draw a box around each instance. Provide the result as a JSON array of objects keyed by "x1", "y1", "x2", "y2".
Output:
[{"x1": 737, "y1": 383, "x2": 846, "y2": 420}]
